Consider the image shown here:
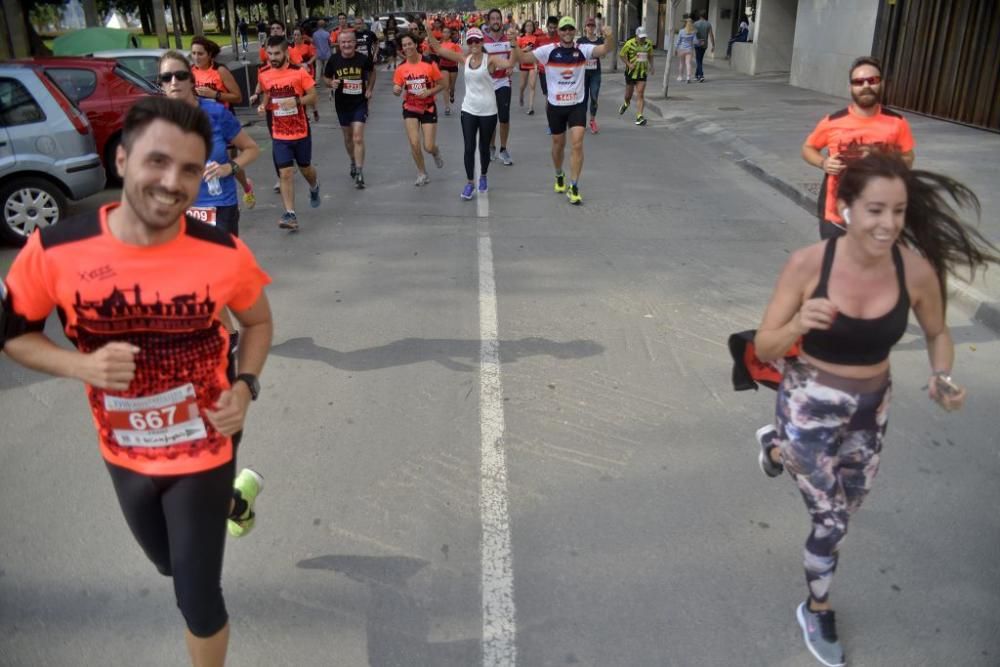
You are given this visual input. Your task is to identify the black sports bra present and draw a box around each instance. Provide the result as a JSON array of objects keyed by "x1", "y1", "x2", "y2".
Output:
[{"x1": 801, "y1": 238, "x2": 910, "y2": 366}]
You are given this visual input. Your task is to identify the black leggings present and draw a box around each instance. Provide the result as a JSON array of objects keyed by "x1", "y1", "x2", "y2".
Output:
[
  {"x1": 106, "y1": 458, "x2": 235, "y2": 637},
  {"x1": 461, "y1": 111, "x2": 498, "y2": 181}
]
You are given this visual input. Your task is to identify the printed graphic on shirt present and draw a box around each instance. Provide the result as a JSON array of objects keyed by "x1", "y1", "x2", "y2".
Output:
[
  {"x1": 534, "y1": 43, "x2": 595, "y2": 106},
  {"x1": 325, "y1": 54, "x2": 372, "y2": 110},
  {"x1": 393, "y1": 61, "x2": 442, "y2": 113},
  {"x1": 258, "y1": 65, "x2": 315, "y2": 140},
  {"x1": 483, "y1": 34, "x2": 512, "y2": 87},
  {"x1": 806, "y1": 107, "x2": 915, "y2": 224}
]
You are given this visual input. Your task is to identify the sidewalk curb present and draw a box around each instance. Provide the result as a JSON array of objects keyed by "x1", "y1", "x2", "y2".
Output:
[{"x1": 627, "y1": 88, "x2": 1000, "y2": 335}]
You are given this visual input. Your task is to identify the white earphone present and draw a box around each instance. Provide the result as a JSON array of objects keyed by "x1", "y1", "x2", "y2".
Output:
[{"x1": 842, "y1": 209, "x2": 852, "y2": 224}]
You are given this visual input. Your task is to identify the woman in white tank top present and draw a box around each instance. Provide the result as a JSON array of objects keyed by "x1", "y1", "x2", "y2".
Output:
[{"x1": 427, "y1": 27, "x2": 520, "y2": 200}]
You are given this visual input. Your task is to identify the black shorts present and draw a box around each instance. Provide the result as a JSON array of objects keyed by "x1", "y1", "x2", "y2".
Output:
[
  {"x1": 625, "y1": 72, "x2": 648, "y2": 84},
  {"x1": 546, "y1": 101, "x2": 587, "y2": 135},
  {"x1": 215, "y1": 204, "x2": 240, "y2": 236},
  {"x1": 337, "y1": 103, "x2": 369, "y2": 127},
  {"x1": 403, "y1": 107, "x2": 438, "y2": 124},
  {"x1": 494, "y1": 86, "x2": 511, "y2": 124}
]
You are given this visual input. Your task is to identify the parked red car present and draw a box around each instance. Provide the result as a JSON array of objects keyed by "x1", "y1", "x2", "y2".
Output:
[{"x1": 26, "y1": 57, "x2": 159, "y2": 183}]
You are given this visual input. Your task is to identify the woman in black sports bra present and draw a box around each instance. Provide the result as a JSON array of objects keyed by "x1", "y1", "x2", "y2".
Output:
[{"x1": 751, "y1": 153, "x2": 1000, "y2": 667}]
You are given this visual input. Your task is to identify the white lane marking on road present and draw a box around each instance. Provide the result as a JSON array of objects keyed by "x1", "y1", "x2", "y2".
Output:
[
  {"x1": 479, "y1": 218, "x2": 516, "y2": 666},
  {"x1": 477, "y1": 186, "x2": 490, "y2": 218}
]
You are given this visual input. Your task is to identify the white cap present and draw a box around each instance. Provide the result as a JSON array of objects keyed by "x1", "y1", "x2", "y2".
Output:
[{"x1": 635, "y1": 26, "x2": 647, "y2": 38}]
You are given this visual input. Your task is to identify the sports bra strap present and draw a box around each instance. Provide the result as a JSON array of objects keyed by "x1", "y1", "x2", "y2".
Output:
[{"x1": 813, "y1": 237, "x2": 837, "y2": 298}]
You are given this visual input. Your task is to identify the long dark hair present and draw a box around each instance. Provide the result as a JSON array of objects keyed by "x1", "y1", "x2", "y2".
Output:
[{"x1": 837, "y1": 152, "x2": 1000, "y2": 308}]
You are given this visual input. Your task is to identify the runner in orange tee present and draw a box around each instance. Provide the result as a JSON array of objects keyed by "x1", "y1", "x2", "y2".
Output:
[
  {"x1": 393, "y1": 34, "x2": 445, "y2": 185},
  {"x1": 259, "y1": 20, "x2": 303, "y2": 65},
  {"x1": 803, "y1": 57, "x2": 915, "y2": 239},
  {"x1": 290, "y1": 27, "x2": 320, "y2": 121},
  {"x1": 516, "y1": 20, "x2": 539, "y2": 112},
  {"x1": 256, "y1": 36, "x2": 321, "y2": 231},
  {"x1": 1, "y1": 97, "x2": 273, "y2": 667}
]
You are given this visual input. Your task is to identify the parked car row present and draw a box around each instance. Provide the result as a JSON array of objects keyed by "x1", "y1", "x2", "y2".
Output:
[{"x1": 1, "y1": 54, "x2": 162, "y2": 246}]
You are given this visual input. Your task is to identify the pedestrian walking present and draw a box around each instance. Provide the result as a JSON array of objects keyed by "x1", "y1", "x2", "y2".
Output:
[
  {"x1": 238, "y1": 18, "x2": 249, "y2": 54},
  {"x1": 577, "y1": 17, "x2": 604, "y2": 134},
  {"x1": 257, "y1": 19, "x2": 267, "y2": 49},
  {"x1": 674, "y1": 16, "x2": 697, "y2": 83},
  {"x1": 312, "y1": 19, "x2": 332, "y2": 86},
  {"x1": 802, "y1": 57, "x2": 915, "y2": 239},
  {"x1": 1, "y1": 96, "x2": 274, "y2": 667},
  {"x1": 692, "y1": 10, "x2": 715, "y2": 82},
  {"x1": 751, "y1": 151, "x2": 999, "y2": 667},
  {"x1": 618, "y1": 26, "x2": 653, "y2": 125}
]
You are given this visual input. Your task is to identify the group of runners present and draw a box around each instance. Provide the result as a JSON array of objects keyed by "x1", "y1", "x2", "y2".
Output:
[{"x1": 3, "y1": 14, "x2": 1000, "y2": 667}]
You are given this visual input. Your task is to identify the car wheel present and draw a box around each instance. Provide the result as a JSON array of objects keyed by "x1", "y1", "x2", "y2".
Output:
[
  {"x1": 104, "y1": 135, "x2": 123, "y2": 187},
  {"x1": 0, "y1": 177, "x2": 67, "y2": 247}
]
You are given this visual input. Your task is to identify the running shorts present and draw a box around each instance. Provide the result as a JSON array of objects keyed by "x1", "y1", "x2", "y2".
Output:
[
  {"x1": 215, "y1": 204, "x2": 240, "y2": 236},
  {"x1": 403, "y1": 107, "x2": 438, "y2": 124},
  {"x1": 494, "y1": 86, "x2": 511, "y2": 124},
  {"x1": 546, "y1": 101, "x2": 587, "y2": 135},
  {"x1": 625, "y1": 71, "x2": 647, "y2": 84},
  {"x1": 337, "y1": 103, "x2": 369, "y2": 127},
  {"x1": 272, "y1": 136, "x2": 312, "y2": 169}
]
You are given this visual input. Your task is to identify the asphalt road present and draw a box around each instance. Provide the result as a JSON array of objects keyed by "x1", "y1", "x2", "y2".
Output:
[{"x1": 1, "y1": 72, "x2": 998, "y2": 667}]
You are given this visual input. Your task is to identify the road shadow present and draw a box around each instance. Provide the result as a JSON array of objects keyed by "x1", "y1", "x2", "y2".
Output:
[
  {"x1": 297, "y1": 554, "x2": 479, "y2": 666},
  {"x1": 270, "y1": 336, "x2": 605, "y2": 372}
]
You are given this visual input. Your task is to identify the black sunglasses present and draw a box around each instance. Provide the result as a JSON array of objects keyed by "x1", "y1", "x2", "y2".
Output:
[
  {"x1": 558, "y1": 26, "x2": 576, "y2": 31},
  {"x1": 158, "y1": 70, "x2": 192, "y2": 84}
]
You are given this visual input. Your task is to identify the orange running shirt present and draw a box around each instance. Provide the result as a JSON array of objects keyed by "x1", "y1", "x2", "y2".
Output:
[
  {"x1": 393, "y1": 60, "x2": 442, "y2": 113},
  {"x1": 289, "y1": 42, "x2": 316, "y2": 75},
  {"x1": 438, "y1": 41, "x2": 463, "y2": 70},
  {"x1": 535, "y1": 33, "x2": 557, "y2": 73},
  {"x1": 517, "y1": 34, "x2": 538, "y2": 70},
  {"x1": 806, "y1": 105, "x2": 915, "y2": 225},
  {"x1": 3, "y1": 204, "x2": 271, "y2": 475},
  {"x1": 258, "y1": 64, "x2": 315, "y2": 140},
  {"x1": 192, "y1": 65, "x2": 231, "y2": 108}
]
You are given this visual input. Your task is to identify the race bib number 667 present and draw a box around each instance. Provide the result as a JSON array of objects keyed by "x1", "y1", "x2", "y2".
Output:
[{"x1": 105, "y1": 383, "x2": 208, "y2": 448}]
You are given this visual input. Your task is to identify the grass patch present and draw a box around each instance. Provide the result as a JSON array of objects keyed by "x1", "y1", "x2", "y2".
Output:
[{"x1": 44, "y1": 31, "x2": 234, "y2": 51}]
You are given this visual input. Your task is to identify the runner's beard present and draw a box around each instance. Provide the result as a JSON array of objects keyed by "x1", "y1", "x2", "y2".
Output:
[
  {"x1": 852, "y1": 87, "x2": 880, "y2": 109},
  {"x1": 269, "y1": 55, "x2": 287, "y2": 68}
]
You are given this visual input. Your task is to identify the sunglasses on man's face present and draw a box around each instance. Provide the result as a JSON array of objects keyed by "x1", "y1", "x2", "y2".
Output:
[
  {"x1": 467, "y1": 39, "x2": 482, "y2": 44},
  {"x1": 158, "y1": 70, "x2": 192, "y2": 84},
  {"x1": 850, "y1": 75, "x2": 881, "y2": 87},
  {"x1": 559, "y1": 26, "x2": 575, "y2": 32}
]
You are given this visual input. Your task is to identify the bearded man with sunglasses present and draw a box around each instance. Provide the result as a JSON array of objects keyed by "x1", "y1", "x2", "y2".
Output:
[{"x1": 801, "y1": 57, "x2": 915, "y2": 239}]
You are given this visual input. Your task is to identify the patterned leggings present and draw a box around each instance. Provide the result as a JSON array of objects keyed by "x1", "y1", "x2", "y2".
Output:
[{"x1": 775, "y1": 360, "x2": 891, "y2": 604}]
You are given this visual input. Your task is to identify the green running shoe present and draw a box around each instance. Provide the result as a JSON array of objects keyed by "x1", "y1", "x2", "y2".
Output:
[
  {"x1": 228, "y1": 468, "x2": 264, "y2": 538},
  {"x1": 618, "y1": 101, "x2": 629, "y2": 115},
  {"x1": 566, "y1": 184, "x2": 582, "y2": 205},
  {"x1": 554, "y1": 172, "x2": 567, "y2": 193}
]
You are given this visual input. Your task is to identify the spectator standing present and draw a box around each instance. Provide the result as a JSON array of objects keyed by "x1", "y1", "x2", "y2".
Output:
[
  {"x1": 312, "y1": 19, "x2": 332, "y2": 86},
  {"x1": 257, "y1": 19, "x2": 268, "y2": 48},
  {"x1": 692, "y1": 11, "x2": 714, "y2": 82}
]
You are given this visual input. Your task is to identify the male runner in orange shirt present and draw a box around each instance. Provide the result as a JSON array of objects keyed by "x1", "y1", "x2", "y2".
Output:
[
  {"x1": 1, "y1": 97, "x2": 273, "y2": 667},
  {"x1": 802, "y1": 57, "x2": 915, "y2": 239},
  {"x1": 256, "y1": 36, "x2": 321, "y2": 231}
]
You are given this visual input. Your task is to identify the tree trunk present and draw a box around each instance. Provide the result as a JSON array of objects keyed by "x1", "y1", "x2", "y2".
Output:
[
  {"x1": 169, "y1": 0, "x2": 184, "y2": 47},
  {"x1": 151, "y1": 0, "x2": 170, "y2": 46},
  {"x1": 183, "y1": 0, "x2": 196, "y2": 35},
  {"x1": 139, "y1": 0, "x2": 153, "y2": 35},
  {"x1": 190, "y1": 0, "x2": 205, "y2": 36},
  {"x1": 83, "y1": 0, "x2": 100, "y2": 27}
]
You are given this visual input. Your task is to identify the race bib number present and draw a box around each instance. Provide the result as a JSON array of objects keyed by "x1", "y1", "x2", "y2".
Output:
[
  {"x1": 407, "y1": 79, "x2": 427, "y2": 94},
  {"x1": 105, "y1": 383, "x2": 208, "y2": 448},
  {"x1": 186, "y1": 206, "x2": 217, "y2": 225},
  {"x1": 343, "y1": 80, "x2": 363, "y2": 95},
  {"x1": 273, "y1": 96, "x2": 298, "y2": 117},
  {"x1": 555, "y1": 92, "x2": 579, "y2": 104},
  {"x1": 585, "y1": 58, "x2": 598, "y2": 70},
  {"x1": 636, "y1": 52, "x2": 648, "y2": 62}
]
